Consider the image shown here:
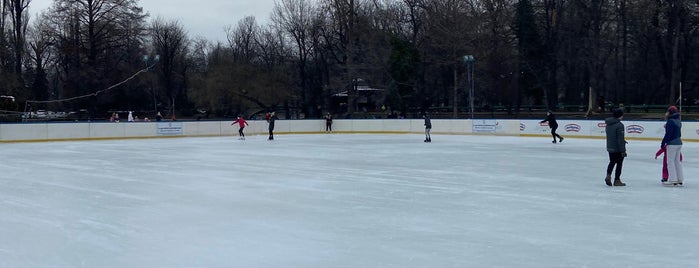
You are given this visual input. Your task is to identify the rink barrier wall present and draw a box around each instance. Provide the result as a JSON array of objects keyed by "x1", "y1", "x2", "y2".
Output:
[{"x1": 1, "y1": 119, "x2": 698, "y2": 142}]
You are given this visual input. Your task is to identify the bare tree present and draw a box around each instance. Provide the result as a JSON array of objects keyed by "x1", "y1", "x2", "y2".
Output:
[
  {"x1": 26, "y1": 12, "x2": 53, "y2": 101},
  {"x1": 225, "y1": 16, "x2": 259, "y2": 63},
  {"x1": 151, "y1": 17, "x2": 189, "y2": 119},
  {"x1": 272, "y1": 0, "x2": 322, "y2": 116},
  {"x1": 7, "y1": 0, "x2": 30, "y2": 75}
]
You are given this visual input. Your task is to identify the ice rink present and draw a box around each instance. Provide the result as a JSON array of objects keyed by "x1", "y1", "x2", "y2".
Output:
[{"x1": 1, "y1": 133, "x2": 698, "y2": 267}]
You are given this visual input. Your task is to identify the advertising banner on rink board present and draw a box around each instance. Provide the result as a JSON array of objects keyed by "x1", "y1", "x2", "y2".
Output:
[
  {"x1": 520, "y1": 119, "x2": 686, "y2": 139},
  {"x1": 685, "y1": 122, "x2": 699, "y2": 141},
  {"x1": 157, "y1": 122, "x2": 184, "y2": 136},
  {"x1": 472, "y1": 119, "x2": 497, "y2": 133},
  {"x1": 592, "y1": 120, "x2": 665, "y2": 139},
  {"x1": 519, "y1": 120, "x2": 591, "y2": 136}
]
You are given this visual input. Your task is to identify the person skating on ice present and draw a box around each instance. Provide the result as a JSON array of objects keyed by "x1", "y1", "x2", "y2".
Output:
[
  {"x1": 267, "y1": 111, "x2": 278, "y2": 140},
  {"x1": 540, "y1": 110, "x2": 563, "y2": 143},
  {"x1": 231, "y1": 115, "x2": 249, "y2": 140},
  {"x1": 423, "y1": 113, "x2": 432, "y2": 142},
  {"x1": 661, "y1": 106, "x2": 684, "y2": 186},
  {"x1": 324, "y1": 112, "x2": 333, "y2": 133},
  {"x1": 604, "y1": 109, "x2": 627, "y2": 186}
]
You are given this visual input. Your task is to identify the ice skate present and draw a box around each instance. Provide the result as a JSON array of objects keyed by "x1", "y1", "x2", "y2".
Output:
[
  {"x1": 605, "y1": 175, "x2": 612, "y2": 186},
  {"x1": 559, "y1": 137, "x2": 564, "y2": 143},
  {"x1": 663, "y1": 180, "x2": 684, "y2": 187}
]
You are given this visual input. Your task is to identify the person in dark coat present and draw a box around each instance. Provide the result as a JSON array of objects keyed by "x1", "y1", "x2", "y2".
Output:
[
  {"x1": 423, "y1": 114, "x2": 432, "y2": 142},
  {"x1": 267, "y1": 112, "x2": 278, "y2": 140},
  {"x1": 604, "y1": 109, "x2": 627, "y2": 186},
  {"x1": 540, "y1": 111, "x2": 563, "y2": 143},
  {"x1": 422, "y1": 114, "x2": 432, "y2": 142},
  {"x1": 324, "y1": 113, "x2": 333, "y2": 133}
]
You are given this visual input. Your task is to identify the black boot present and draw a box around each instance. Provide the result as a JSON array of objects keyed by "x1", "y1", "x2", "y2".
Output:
[
  {"x1": 613, "y1": 178, "x2": 626, "y2": 186},
  {"x1": 605, "y1": 175, "x2": 612, "y2": 186}
]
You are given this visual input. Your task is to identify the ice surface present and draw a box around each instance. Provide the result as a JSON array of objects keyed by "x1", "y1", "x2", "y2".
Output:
[{"x1": 1, "y1": 134, "x2": 697, "y2": 267}]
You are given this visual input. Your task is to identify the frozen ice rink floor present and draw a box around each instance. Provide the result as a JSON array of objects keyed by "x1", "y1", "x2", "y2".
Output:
[{"x1": 1, "y1": 133, "x2": 698, "y2": 267}]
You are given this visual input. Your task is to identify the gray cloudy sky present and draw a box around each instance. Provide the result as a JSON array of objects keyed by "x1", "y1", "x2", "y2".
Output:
[{"x1": 28, "y1": 0, "x2": 276, "y2": 42}]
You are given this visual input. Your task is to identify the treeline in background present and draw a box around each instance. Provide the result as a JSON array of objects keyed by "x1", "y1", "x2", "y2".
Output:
[{"x1": 0, "y1": 0, "x2": 698, "y2": 121}]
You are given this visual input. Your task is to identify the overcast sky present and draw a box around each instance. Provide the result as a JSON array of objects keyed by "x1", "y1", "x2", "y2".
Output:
[{"x1": 28, "y1": 0, "x2": 277, "y2": 43}]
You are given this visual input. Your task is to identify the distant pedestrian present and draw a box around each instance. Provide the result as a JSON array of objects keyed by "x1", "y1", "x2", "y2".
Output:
[
  {"x1": 155, "y1": 112, "x2": 162, "y2": 122},
  {"x1": 423, "y1": 113, "x2": 432, "y2": 143},
  {"x1": 324, "y1": 113, "x2": 333, "y2": 133},
  {"x1": 231, "y1": 115, "x2": 249, "y2": 140},
  {"x1": 127, "y1": 111, "x2": 134, "y2": 122},
  {"x1": 267, "y1": 111, "x2": 278, "y2": 140},
  {"x1": 540, "y1": 111, "x2": 563, "y2": 143},
  {"x1": 604, "y1": 109, "x2": 627, "y2": 186},
  {"x1": 661, "y1": 106, "x2": 683, "y2": 186}
]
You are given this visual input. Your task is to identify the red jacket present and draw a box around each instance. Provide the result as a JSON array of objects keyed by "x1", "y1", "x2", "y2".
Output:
[{"x1": 232, "y1": 118, "x2": 248, "y2": 127}]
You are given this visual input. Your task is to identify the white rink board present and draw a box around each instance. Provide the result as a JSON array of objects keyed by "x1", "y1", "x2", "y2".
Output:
[
  {"x1": 2, "y1": 119, "x2": 699, "y2": 142},
  {"x1": 0, "y1": 123, "x2": 48, "y2": 140}
]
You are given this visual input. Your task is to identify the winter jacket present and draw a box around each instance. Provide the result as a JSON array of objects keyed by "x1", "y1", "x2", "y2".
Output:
[
  {"x1": 605, "y1": 117, "x2": 626, "y2": 153},
  {"x1": 232, "y1": 118, "x2": 248, "y2": 127},
  {"x1": 424, "y1": 117, "x2": 432, "y2": 129},
  {"x1": 268, "y1": 114, "x2": 278, "y2": 130},
  {"x1": 540, "y1": 113, "x2": 558, "y2": 128},
  {"x1": 661, "y1": 113, "x2": 682, "y2": 147}
]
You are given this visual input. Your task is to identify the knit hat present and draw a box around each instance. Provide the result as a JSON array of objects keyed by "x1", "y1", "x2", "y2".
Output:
[
  {"x1": 613, "y1": 108, "x2": 624, "y2": 118},
  {"x1": 668, "y1": 106, "x2": 678, "y2": 113}
]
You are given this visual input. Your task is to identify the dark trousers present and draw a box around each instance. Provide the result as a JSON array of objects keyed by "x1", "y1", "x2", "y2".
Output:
[
  {"x1": 551, "y1": 127, "x2": 562, "y2": 141},
  {"x1": 607, "y1": 152, "x2": 624, "y2": 179},
  {"x1": 238, "y1": 127, "x2": 245, "y2": 137},
  {"x1": 268, "y1": 128, "x2": 274, "y2": 140},
  {"x1": 326, "y1": 122, "x2": 332, "y2": 132}
]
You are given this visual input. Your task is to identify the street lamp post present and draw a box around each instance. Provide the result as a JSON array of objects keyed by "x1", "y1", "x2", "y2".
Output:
[
  {"x1": 463, "y1": 55, "x2": 475, "y2": 119},
  {"x1": 143, "y1": 54, "x2": 160, "y2": 116}
]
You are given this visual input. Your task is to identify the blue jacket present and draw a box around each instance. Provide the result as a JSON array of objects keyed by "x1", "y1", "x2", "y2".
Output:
[{"x1": 662, "y1": 113, "x2": 682, "y2": 146}]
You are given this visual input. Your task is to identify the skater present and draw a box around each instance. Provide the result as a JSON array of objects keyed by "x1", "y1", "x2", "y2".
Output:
[
  {"x1": 423, "y1": 113, "x2": 432, "y2": 142},
  {"x1": 661, "y1": 106, "x2": 683, "y2": 185},
  {"x1": 604, "y1": 109, "x2": 627, "y2": 186},
  {"x1": 231, "y1": 115, "x2": 249, "y2": 140},
  {"x1": 655, "y1": 145, "x2": 683, "y2": 182},
  {"x1": 267, "y1": 111, "x2": 278, "y2": 140},
  {"x1": 324, "y1": 113, "x2": 333, "y2": 133},
  {"x1": 540, "y1": 111, "x2": 563, "y2": 143}
]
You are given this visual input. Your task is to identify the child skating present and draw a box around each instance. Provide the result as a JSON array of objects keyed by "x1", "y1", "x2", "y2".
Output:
[{"x1": 231, "y1": 115, "x2": 249, "y2": 140}]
